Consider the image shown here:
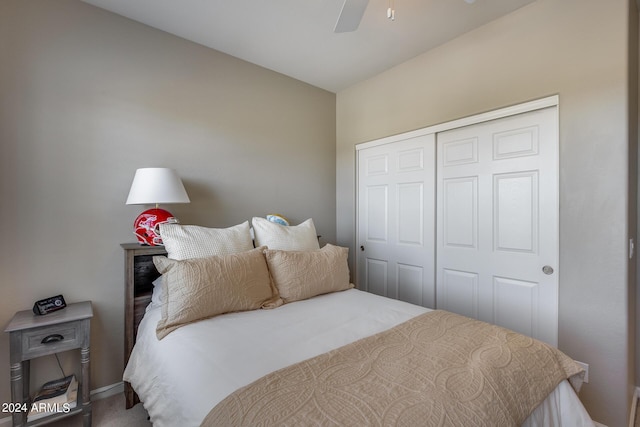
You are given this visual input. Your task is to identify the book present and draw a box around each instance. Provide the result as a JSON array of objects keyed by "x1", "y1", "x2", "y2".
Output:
[{"x1": 27, "y1": 375, "x2": 78, "y2": 422}]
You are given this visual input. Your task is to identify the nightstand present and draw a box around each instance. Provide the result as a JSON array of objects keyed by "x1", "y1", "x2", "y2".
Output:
[
  {"x1": 121, "y1": 243, "x2": 166, "y2": 409},
  {"x1": 5, "y1": 301, "x2": 93, "y2": 427}
]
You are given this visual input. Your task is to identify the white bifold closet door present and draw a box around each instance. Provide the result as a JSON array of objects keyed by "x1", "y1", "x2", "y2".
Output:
[
  {"x1": 436, "y1": 106, "x2": 558, "y2": 346},
  {"x1": 357, "y1": 134, "x2": 436, "y2": 308}
]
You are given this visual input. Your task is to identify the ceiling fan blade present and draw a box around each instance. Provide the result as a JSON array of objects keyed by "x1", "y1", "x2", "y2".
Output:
[{"x1": 334, "y1": 0, "x2": 369, "y2": 33}]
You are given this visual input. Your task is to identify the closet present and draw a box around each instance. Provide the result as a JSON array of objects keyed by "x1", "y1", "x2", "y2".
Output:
[{"x1": 356, "y1": 97, "x2": 559, "y2": 346}]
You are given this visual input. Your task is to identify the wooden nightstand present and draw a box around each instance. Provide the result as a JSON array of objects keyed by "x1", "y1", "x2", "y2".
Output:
[
  {"x1": 121, "y1": 243, "x2": 166, "y2": 409},
  {"x1": 5, "y1": 301, "x2": 92, "y2": 426}
]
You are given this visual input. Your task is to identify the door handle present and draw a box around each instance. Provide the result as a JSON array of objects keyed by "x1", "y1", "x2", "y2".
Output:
[
  {"x1": 360, "y1": 245, "x2": 365, "y2": 251},
  {"x1": 542, "y1": 265, "x2": 554, "y2": 275}
]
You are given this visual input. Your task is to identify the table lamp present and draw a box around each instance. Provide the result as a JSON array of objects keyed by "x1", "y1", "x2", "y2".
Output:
[{"x1": 126, "y1": 167, "x2": 190, "y2": 246}]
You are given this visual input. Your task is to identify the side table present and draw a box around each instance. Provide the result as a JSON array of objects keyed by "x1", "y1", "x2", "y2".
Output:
[{"x1": 5, "y1": 301, "x2": 92, "y2": 426}]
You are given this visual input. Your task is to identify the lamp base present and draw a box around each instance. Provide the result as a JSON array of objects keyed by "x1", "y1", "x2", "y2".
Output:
[{"x1": 133, "y1": 208, "x2": 179, "y2": 246}]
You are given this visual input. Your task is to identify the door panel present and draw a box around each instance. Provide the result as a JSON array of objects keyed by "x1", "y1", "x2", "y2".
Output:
[
  {"x1": 357, "y1": 134, "x2": 436, "y2": 308},
  {"x1": 365, "y1": 259, "x2": 388, "y2": 297},
  {"x1": 441, "y1": 269, "x2": 479, "y2": 318},
  {"x1": 443, "y1": 177, "x2": 478, "y2": 248},
  {"x1": 365, "y1": 185, "x2": 388, "y2": 242},
  {"x1": 397, "y1": 182, "x2": 423, "y2": 246},
  {"x1": 493, "y1": 276, "x2": 539, "y2": 338},
  {"x1": 397, "y1": 263, "x2": 424, "y2": 306},
  {"x1": 494, "y1": 171, "x2": 538, "y2": 253},
  {"x1": 436, "y1": 106, "x2": 558, "y2": 346}
]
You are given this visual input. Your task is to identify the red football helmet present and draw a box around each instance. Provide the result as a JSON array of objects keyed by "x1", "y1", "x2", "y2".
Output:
[{"x1": 133, "y1": 208, "x2": 178, "y2": 246}]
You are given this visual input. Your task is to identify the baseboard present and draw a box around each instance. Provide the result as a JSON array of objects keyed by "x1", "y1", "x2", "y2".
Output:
[
  {"x1": 90, "y1": 381, "x2": 124, "y2": 400},
  {"x1": 0, "y1": 381, "x2": 124, "y2": 426}
]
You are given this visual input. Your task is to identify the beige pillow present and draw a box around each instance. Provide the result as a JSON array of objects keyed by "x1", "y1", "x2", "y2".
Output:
[
  {"x1": 159, "y1": 221, "x2": 254, "y2": 260},
  {"x1": 264, "y1": 244, "x2": 353, "y2": 303},
  {"x1": 154, "y1": 247, "x2": 282, "y2": 339},
  {"x1": 252, "y1": 217, "x2": 320, "y2": 251}
]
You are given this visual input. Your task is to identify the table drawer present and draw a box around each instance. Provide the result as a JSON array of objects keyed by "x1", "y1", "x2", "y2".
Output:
[{"x1": 21, "y1": 321, "x2": 85, "y2": 359}]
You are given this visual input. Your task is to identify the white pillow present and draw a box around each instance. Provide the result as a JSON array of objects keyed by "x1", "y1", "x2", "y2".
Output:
[
  {"x1": 252, "y1": 217, "x2": 320, "y2": 251},
  {"x1": 159, "y1": 221, "x2": 254, "y2": 260},
  {"x1": 150, "y1": 276, "x2": 163, "y2": 309}
]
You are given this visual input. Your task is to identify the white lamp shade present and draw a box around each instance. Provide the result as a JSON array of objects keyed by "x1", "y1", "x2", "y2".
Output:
[{"x1": 126, "y1": 168, "x2": 190, "y2": 205}]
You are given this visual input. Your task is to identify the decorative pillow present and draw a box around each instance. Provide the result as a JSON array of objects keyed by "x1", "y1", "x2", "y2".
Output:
[
  {"x1": 159, "y1": 221, "x2": 254, "y2": 260},
  {"x1": 153, "y1": 247, "x2": 282, "y2": 339},
  {"x1": 252, "y1": 217, "x2": 320, "y2": 251},
  {"x1": 264, "y1": 244, "x2": 353, "y2": 303},
  {"x1": 266, "y1": 214, "x2": 290, "y2": 226}
]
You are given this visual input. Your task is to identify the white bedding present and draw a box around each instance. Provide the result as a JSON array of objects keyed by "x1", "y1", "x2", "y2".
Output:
[{"x1": 124, "y1": 289, "x2": 594, "y2": 427}]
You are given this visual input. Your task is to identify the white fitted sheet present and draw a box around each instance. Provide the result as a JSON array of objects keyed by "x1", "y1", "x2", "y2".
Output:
[{"x1": 124, "y1": 289, "x2": 594, "y2": 427}]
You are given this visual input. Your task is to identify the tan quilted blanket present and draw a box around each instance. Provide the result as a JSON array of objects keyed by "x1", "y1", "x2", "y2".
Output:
[{"x1": 201, "y1": 310, "x2": 584, "y2": 427}]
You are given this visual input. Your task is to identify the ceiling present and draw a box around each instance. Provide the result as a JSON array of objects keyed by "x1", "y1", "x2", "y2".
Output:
[{"x1": 81, "y1": 0, "x2": 536, "y2": 93}]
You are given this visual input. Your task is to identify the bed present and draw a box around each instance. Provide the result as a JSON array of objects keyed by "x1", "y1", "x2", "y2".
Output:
[{"x1": 122, "y1": 218, "x2": 594, "y2": 427}]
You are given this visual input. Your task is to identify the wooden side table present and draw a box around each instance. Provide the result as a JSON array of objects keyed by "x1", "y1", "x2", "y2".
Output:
[
  {"x1": 121, "y1": 243, "x2": 166, "y2": 409},
  {"x1": 5, "y1": 301, "x2": 93, "y2": 426}
]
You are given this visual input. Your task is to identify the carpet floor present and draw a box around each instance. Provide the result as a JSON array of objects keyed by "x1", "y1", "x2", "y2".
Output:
[{"x1": 47, "y1": 393, "x2": 151, "y2": 427}]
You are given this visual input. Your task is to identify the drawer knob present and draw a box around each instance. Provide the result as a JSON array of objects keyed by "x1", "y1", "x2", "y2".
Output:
[{"x1": 41, "y1": 334, "x2": 64, "y2": 344}]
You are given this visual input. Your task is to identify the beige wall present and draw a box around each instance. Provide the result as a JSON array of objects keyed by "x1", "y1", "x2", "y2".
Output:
[
  {"x1": 336, "y1": 0, "x2": 634, "y2": 426},
  {"x1": 0, "y1": 0, "x2": 335, "y2": 410},
  {"x1": 1, "y1": 0, "x2": 637, "y2": 425}
]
